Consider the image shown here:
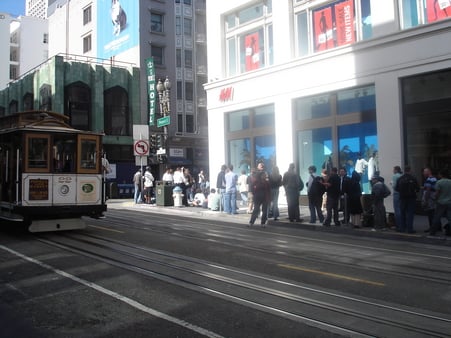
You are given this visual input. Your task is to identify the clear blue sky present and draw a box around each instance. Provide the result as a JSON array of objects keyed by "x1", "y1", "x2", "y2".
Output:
[{"x1": 0, "y1": 0, "x2": 25, "y2": 17}]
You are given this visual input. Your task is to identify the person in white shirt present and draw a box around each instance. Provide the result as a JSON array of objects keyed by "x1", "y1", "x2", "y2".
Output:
[
  {"x1": 162, "y1": 167, "x2": 174, "y2": 184},
  {"x1": 354, "y1": 153, "x2": 368, "y2": 177},
  {"x1": 143, "y1": 167, "x2": 155, "y2": 204}
]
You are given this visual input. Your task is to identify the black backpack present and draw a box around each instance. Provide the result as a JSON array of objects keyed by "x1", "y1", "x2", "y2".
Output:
[{"x1": 396, "y1": 174, "x2": 418, "y2": 198}]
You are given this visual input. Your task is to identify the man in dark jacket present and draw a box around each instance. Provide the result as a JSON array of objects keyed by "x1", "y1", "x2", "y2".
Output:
[
  {"x1": 283, "y1": 163, "x2": 304, "y2": 222},
  {"x1": 323, "y1": 167, "x2": 341, "y2": 226},
  {"x1": 395, "y1": 165, "x2": 420, "y2": 233}
]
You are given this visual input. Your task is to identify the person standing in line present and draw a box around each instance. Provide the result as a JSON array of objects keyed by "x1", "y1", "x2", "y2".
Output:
[
  {"x1": 282, "y1": 163, "x2": 304, "y2": 222},
  {"x1": 132, "y1": 168, "x2": 142, "y2": 204},
  {"x1": 237, "y1": 169, "x2": 249, "y2": 207},
  {"x1": 338, "y1": 167, "x2": 351, "y2": 225},
  {"x1": 395, "y1": 165, "x2": 420, "y2": 233},
  {"x1": 430, "y1": 168, "x2": 451, "y2": 236},
  {"x1": 162, "y1": 167, "x2": 174, "y2": 185},
  {"x1": 367, "y1": 151, "x2": 377, "y2": 187},
  {"x1": 371, "y1": 174, "x2": 391, "y2": 230},
  {"x1": 421, "y1": 167, "x2": 437, "y2": 232},
  {"x1": 249, "y1": 163, "x2": 270, "y2": 226},
  {"x1": 224, "y1": 165, "x2": 238, "y2": 214},
  {"x1": 143, "y1": 166, "x2": 155, "y2": 204},
  {"x1": 306, "y1": 165, "x2": 325, "y2": 224},
  {"x1": 348, "y1": 170, "x2": 363, "y2": 227},
  {"x1": 198, "y1": 169, "x2": 207, "y2": 193},
  {"x1": 323, "y1": 167, "x2": 341, "y2": 226},
  {"x1": 246, "y1": 168, "x2": 256, "y2": 214},
  {"x1": 216, "y1": 164, "x2": 227, "y2": 211},
  {"x1": 391, "y1": 165, "x2": 403, "y2": 231},
  {"x1": 269, "y1": 166, "x2": 283, "y2": 221}
]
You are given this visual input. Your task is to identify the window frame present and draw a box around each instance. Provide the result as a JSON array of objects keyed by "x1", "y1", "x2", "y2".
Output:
[
  {"x1": 83, "y1": 6, "x2": 92, "y2": 25},
  {"x1": 83, "y1": 34, "x2": 92, "y2": 53},
  {"x1": 150, "y1": 12, "x2": 164, "y2": 33},
  {"x1": 25, "y1": 134, "x2": 51, "y2": 173}
]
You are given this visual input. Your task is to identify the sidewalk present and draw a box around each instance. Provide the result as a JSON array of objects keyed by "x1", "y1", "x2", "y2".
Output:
[{"x1": 106, "y1": 199, "x2": 451, "y2": 246}]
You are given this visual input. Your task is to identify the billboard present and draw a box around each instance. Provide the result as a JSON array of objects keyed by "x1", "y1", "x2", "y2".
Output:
[{"x1": 97, "y1": 0, "x2": 139, "y2": 59}]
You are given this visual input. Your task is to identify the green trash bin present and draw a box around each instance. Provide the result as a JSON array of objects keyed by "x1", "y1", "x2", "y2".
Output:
[{"x1": 155, "y1": 181, "x2": 174, "y2": 206}]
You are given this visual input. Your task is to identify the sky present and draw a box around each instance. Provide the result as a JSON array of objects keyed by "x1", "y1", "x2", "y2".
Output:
[{"x1": 0, "y1": 0, "x2": 25, "y2": 17}]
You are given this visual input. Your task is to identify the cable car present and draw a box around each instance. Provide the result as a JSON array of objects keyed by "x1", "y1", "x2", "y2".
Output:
[{"x1": 0, "y1": 111, "x2": 107, "y2": 232}]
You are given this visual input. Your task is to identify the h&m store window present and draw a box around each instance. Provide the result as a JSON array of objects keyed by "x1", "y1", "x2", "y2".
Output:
[
  {"x1": 226, "y1": 104, "x2": 275, "y2": 174},
  {"x1": 294, "y1": 85, "x2": 377, "y2": 194},
  {"x1": 402, "y1": 69, "x2": 451, "y2": 176},
  {"x1": 295, "y1": 0, "x2": 372, "y2": 57},
  {"x1": 400, "y1": 0, "x2": 451, "y2": 29},
  {"x1": 225, "y1": 0, "x2": 274, "y2": 76}
]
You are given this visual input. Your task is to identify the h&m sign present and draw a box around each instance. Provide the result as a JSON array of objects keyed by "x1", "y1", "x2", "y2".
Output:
[{"x1": 219, "y1": 87, "x2": 234, "y2": 102}]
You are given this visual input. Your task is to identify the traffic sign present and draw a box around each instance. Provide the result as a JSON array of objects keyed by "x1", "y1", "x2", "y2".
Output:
[
  {"x1": 134, "y1": 140, "x2": 150, "y2": 156},
  {"x1": 157, "y1": 116, "x2": 170, "y2": 127}
]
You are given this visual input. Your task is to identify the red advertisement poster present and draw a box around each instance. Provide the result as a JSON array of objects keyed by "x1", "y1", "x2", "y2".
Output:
[
  {"x1": 426, "y1": 0, "x2": 451, "y2": 22},
  {"x1": 245, "y1": 32, "x2": 260, "y2": 71},
  {"x1": 314, "y1": 7, "x2": 334, "y2": 51},
  {"x1": 335, "y1": 0, "x2": 355, "y2": 46}
]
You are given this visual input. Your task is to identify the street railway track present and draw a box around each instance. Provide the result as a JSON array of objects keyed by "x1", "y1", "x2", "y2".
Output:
[
  {"x1": 36, "y1": 227, "x2": 451, "y2": 338},
  {"x1": 95, "y1": 212, "x2": 451, "y2": 286}
]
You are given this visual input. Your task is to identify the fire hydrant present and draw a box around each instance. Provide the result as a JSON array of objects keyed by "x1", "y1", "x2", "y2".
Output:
[{"x1": 172, "y1": 186, "x2": 184, "y2": 207}]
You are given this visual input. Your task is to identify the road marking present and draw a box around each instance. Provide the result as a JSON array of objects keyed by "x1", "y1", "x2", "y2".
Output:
[
  {"x1": 278, "y1": 263, "x2": 385, "y2": 287},
  {"x1": 88, "y1": 224, "x2": 124, "y2": 233},
  {"x1": 0, "y1": 245, "x2": 224, "y2": 338}
]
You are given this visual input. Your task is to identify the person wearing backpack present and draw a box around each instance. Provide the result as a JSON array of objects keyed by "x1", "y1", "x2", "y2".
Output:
[{"x1": 395, "y1": 165, "x2": 420, "y2": 233}]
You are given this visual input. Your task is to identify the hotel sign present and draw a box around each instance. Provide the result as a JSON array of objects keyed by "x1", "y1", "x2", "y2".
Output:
[{"x1": 146, "y1": 58, "x2": 157, "y2": 126}]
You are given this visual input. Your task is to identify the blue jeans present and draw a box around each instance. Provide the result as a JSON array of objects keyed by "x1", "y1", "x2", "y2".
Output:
[
  {"x1": 134, "y1": 184, "x2": 141, "y2": 203},
  {"x1": 224, "y1": 190, "x2": 237, "y2": 214},
  {"x1": 399, "y1": 197, "x2": 416, "y2": 232},
  {"x1": 270, "y1": 188, "x2": 280, "y2": 219}
]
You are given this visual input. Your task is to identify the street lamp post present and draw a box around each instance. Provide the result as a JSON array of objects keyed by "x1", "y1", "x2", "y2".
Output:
[{"x1": 156, "y1": 76, "x2": 171, "y2": 161}]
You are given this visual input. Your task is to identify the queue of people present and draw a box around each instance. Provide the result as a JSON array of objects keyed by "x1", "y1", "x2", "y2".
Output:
[{"x1": 130, "y1": 161, "x2": 451, "y2": 237}]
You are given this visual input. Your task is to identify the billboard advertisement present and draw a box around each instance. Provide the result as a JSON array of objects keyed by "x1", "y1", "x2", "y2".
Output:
[{"x1": 97, "y1": 0, "x2": 139, "y2": 59}]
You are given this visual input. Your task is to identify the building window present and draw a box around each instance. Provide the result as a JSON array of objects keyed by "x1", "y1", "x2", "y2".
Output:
[
  {"x1": 104, "y1": 86, "x2": 130, "y2": 136},
  {"x1": 186, "y1": 114, "x2": 194, "y2": 133},
  {"x1": 185, "y1": 82, "x2": 193, "y2": 101},
  {"x1": 83, "y1": 6, "x2": 92, "y2": 25},
  {"x1": 184, "y1": 0, "x2": 192, "y2": 5},
  {"x1": 43, "y1": 33, "x2": 48, "y2": 43},
  {"x1": 225, "y1": 1, "x2": 273, "y2": 75},
  {"x1": 176, "y1": 49, "x2": 182, "y2": 67},
  {"x1": 400, "y1": 0, "x2": 451, "y2": 29},
  {"x1": 177, "y1": 81, "x2": 182, "y2": 100},
  {"x1": 151, "y1": 12, "x2": 163, "y2": 33},
  {"x1": 151, "y1": 45, "x2": 164, "y2": 65},
  {"x1": 23, "y1": 93, "x2": 34, "y2": 110},
  {"x1": 294, "y1": 0, "x2": 372, "y2": 57},
  {"x1": 65, "y1": 82, "x2": 91, "y2": 131},
  {"x1": 184, "y1": 18, "x2": 192, "y2": 37},
  {"x1": 226, "y1": 104, "x2": 275, "y2": 173},
  {"x1": 83, "y1": 35, "x2": 92, "y2": 53},
  {"x1": 401, "y1": 69, "x2": 451, "y2": 176},
  {"x1": 184, "y1": 49, "x2": 192, "y2": 68},
  {"x1": 176, "y1": 17, "x2": 181, "y2": 35},
  {"x1": 294, "y1": 85, "x2": 377, "y2": 194}
]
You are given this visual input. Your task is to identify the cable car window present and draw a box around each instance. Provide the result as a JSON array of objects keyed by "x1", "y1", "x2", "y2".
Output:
[
  {"x1": 53, "y1": 136, "x2": 76, "y2": 173},
  {"x1": 26, "y1": 134, "x2": 50, "y2": 172},
  {"x1": 77, "y1": 135, "x2": 100, "y2": 173}
]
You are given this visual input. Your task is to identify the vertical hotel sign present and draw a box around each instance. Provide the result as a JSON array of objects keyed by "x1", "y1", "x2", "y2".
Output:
[{"x1": 146, "y1": 57, "x2": 156, "y2": 126}]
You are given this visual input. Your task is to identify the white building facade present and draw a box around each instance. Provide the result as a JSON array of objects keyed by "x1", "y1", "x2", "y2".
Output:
[
  {"x1": 205, "y1": 0, "x2": 451, "y2": 197},
  {"x1": 0, "y1": 13, "x2": 48, "y2": 91}
]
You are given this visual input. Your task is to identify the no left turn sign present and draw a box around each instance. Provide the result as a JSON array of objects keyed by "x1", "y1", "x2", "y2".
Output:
[{"x1": 134, "y1": 140, "x2": 150, "y2": 156}]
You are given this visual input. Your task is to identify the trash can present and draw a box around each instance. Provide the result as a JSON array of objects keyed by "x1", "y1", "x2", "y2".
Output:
[
  {"x1": 108, "y1": 182, "x2": 118, "y2": 199},
  {"x1": 156, "y1": 181, "x2": 174, "y2": 206}
]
